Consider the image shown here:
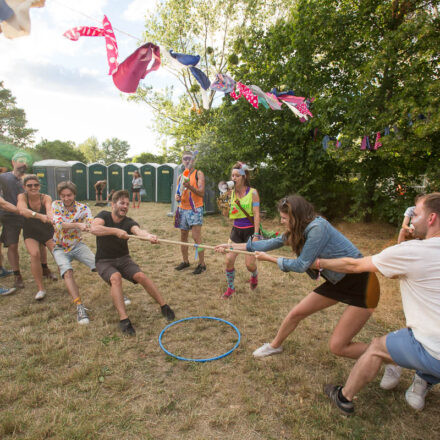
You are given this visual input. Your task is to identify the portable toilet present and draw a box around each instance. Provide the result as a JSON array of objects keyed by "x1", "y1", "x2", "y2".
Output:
[
  {"x1": 87, "y1": 162, "x2": 107, "y2": 200},
  {"x1": 33, "y1": 159, "x2": 72, "y2": 200},
  {"x1": 123, "y1": 163, "x2": 142, "y2": 198},
  {"x1": 107, "y1": 163, "x2": 125, "y2": 195},
  {"x1": 157, "y1": 163, "x2": 178, "y2": 203},
  {"x1": 67, "y1": 161, "x2": 88, "y2": 200},
  {"x1": 203, "y1": 178, "x2": 217, "y2": 214},
  {"x1": 168, "y1": 163, "x2": 184, "y2": 215},
  {"x1": 139, "y1": 163, "x2": 158, "y2": 202}
]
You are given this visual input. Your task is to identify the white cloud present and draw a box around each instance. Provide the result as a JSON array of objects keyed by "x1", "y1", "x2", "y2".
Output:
[{"x1": 123, "y1": 0, "x2": 157, "y2": 22}]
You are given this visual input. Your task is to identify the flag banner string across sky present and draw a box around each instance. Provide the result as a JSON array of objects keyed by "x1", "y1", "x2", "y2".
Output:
[{"x1": 1, "y1": 4, "x2": 403, "y2": 152}]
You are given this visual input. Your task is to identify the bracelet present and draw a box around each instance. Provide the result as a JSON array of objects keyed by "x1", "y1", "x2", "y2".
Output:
[{"x1": 316, "y1": 258, "x2": 323, "y2": 279}]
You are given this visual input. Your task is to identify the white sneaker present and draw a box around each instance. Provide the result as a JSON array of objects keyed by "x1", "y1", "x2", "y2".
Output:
[
  {"x1": 35, "y1": 290, "x2": 46, "y2": 300},
  {"x1": 124, "y1": 296, "x2": 131, "y2": 306},
  {"x1": 405, "y1": 375, "x2": 432, "y2": 410},
  {"x1": 253, "y1": 342, "x2": 283, "y2": 358},
  {"x1": 380, "y1": 364, "x2": 402, "y2": 390},
  {"x1": 77, "y1": 304, "x2": 90, "y2": 325}
]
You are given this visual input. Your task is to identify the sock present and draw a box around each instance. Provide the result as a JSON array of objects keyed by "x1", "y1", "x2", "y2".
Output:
[
  {"x1": 338, "y1": 387, "x2": 351, "y2": 403},
  {"x1": 13, "y1": 270, "x2": 21, "y2": 276},
  {"x1": 226, "y1": 269, "x2": 235, "y2": 290},
  {"x1": 73, "y1": 297, "x2": 82, "y2": 306},
  {"x1": 41, "y1": 263, "x2": 48, "y2": 269},
  {"x1": 251, "y1": 269, "x2": 258, "y2": 278}
]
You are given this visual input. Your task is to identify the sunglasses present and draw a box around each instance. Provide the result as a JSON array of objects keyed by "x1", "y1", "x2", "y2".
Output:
[
  {"x1": 26, "y1": 183, "x2": 40, "y2": 188},
  {"x1": 281, "y1": 197, "x2": 288, "y2": 207},
  {"x1": 182, "y1": 156, "x2": 193, "y2": 161}
]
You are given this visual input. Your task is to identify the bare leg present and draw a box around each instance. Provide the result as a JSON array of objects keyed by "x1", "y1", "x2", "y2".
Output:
[
  {"x1": 109, "y1": 272, "x2": 127, "y2": 320},
  {"x1": 136, "y1": 193, "x2": 141, "y2": 208},
  {"x1": 245, "y1": 254, "x2": 257, "y2": 273},
  {"x1": 39, "y1": 243, "x2": 47, "y2": 264},
  {"x1": 63, "y1": 269, "x2": 80, "y2": 302},
  {"x1": 342, "y1": 335, "x2": 394, "y2": 400},
  {"x1": 24, "y1": 238, "x2": 45, "y2": 291},
  {"x1": 225, "y1": 251, "x2": 238, "y2": 271},
  {"x1": 132, "y1": 272, "x2": 166, "y2": 306},
  {"x1": 328, "y1": 305, "x2": 374, "y2": 359},
  {"x1": 180, "y1": 229, "x2": 189, "y2": 263},
  {"x1": 7, "y1": 243, "x2": 20, "y2": 271},
  {"x1": 271, "y1": 292, "x2": 338, "y2": 348},
  {"x1": 191, "y1": 225, "x2": 204, "y2": 265}
]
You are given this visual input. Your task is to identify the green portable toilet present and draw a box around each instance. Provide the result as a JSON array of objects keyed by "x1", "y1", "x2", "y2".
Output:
[
  {"x1": 123, "y1": 163, "x2": 141, "y2": 199},
  {"x1": 33, "y1": 159, "x2": 72, "y2": 200},
  {"x1": 108, "y1": 163, "x2": 125, "y2": 195},
  {"x1": 67, "y1": 161, "x2": 88, "y2": 200},
  {"x1": 157, "y1": 163, "x2": 178, "y2": 203},
  {"x1": 139, "y1": 163, "x2": 158, "y2": 202},
  {"x1": 87, "y1": 162, "x2": 107, "y2": 200}
]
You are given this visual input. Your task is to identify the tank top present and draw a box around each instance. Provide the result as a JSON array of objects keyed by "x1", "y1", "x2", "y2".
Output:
[
  {"x1": 229, "y1": 187, "x2": 255, "y2": 228},
  {"x1": 23, "y1": 193, "x2": 54, "y2": 243},
  {"x1": 180, "y1": 169, "x2": 204, "y2": 210}
]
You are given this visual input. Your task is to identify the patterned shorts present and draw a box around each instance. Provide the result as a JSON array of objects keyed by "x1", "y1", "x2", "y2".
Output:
[{"x1": 178, "y1": 206, "x2": 204, "y2": 230}]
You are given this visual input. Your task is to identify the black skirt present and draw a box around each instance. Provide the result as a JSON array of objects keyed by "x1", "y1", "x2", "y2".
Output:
[{"x1": 314, "y1": 272, "x2": 380, "y2": 309}]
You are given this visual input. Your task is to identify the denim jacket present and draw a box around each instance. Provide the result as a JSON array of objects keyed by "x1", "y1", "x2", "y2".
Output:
[{"x1": 246, "y1": 216, "x2": 362, "y2": 284}]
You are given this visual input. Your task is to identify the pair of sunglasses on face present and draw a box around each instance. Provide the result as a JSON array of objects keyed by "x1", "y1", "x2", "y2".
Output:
[{"x1": 26, "y1": 183, "x2": 40, "y2": 188}]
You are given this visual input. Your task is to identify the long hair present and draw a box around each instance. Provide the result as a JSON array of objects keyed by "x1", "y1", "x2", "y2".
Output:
[
  {"x1": 278, "y1": 194, "x2": 317, "y2": 255},
  {"x1": 232, "y1": 162, "x2": 250, "y2": 187}
]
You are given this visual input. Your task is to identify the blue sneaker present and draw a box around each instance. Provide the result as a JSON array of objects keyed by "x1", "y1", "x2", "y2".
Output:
[
  {"x1": 0, "y1": 267, "x2": 13, "y2": 278},
  {"x1": 0, "y1": 286, "x2": 16, "y2": 296}
]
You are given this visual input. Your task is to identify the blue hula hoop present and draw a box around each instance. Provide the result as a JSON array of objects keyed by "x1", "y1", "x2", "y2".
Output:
[{"x1": 158, "y1": 316, "x2": 241, "y2": 362}]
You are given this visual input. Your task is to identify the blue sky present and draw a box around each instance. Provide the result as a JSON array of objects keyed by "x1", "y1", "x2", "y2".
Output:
[{"x1": 0, "y1": 0, "x2": 180, "y2": 157}]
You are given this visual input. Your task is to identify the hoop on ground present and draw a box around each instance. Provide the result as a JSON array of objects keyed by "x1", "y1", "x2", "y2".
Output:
[{"x1": 158, "y1": 316, "x2": 241, "y2": 362}]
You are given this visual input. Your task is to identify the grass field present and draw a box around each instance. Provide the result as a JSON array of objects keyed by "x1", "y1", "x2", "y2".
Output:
[{"x1": 0, "y1": 203, "x2": 439, "y2": 440}]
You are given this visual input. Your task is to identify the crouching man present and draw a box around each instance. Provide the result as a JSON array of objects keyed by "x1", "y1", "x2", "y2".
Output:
[
  {"x1": 91, "y1": 190, "x2": 175, "y2": 335},
  {"x1": 321, "y1": 193, "x2": 440, "y2": 415}
]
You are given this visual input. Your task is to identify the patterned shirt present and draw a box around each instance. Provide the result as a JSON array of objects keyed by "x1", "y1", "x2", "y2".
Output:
[{"x1": 52, "y1": 200, "x2": 93, "y2": 252}]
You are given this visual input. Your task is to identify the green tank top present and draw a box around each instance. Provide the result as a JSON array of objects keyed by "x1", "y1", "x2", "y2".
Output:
[{"x1": 229, "y1": 188, "x2": 254, "y2": 219}]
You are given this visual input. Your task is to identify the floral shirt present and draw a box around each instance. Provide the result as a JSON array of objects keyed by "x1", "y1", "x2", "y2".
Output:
[{"x1": 52, "y1": 200, "x2": 93, "y2": 252}]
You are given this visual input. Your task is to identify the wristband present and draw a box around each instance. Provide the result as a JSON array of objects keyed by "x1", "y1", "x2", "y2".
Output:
[{"x1": 316, "y1": 258, "x2": 323, "y2": 279}]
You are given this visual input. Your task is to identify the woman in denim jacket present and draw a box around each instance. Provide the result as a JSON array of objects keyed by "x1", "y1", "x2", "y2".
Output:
[{"x1": 216, "y1": 194, "x2": 380, "y2": 360}]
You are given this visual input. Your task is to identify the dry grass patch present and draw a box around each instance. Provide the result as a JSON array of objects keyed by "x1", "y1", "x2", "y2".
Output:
[{"x1": 0, "y1": 202, "x2": 438, "y2": 439}]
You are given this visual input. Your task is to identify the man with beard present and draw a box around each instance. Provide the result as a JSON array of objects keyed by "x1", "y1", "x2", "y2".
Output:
[
  {"x1": 52, "y1": 181, "x2": 95, "y2": 324},
  {"x1": 320, "y1": 193, "x2": 440, "y2": 415},
  {"x1": 91, "y1": 190, "x2": 175, "y2": 335},
  {"x1": 0, "y1": 151, "x2": 56, "y2": 289}
]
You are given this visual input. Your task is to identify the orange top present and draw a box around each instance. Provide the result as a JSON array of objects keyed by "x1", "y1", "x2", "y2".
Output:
[{"x1": 180, "y1": 169, "x2": 204, "y2": 209}]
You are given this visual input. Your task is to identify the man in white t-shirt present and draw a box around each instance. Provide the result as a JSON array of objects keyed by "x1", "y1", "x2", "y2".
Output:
[{"x1": 317, "y1": 192, "x2": 440, "y2": 415}]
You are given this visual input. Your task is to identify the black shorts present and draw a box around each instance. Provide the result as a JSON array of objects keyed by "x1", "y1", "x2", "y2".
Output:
[
  {"x1": 0, "y1": 215, "x2": 24, "y2": 247},
  {"x1": 314, "y1": 272, "x2": 380, "y2": 309},
  {"x1": 96, "y1": 255, "x2": 142, "y2": 285},
  {"x1": 132, "y1": 188, "x2": 141, "y2": 193},
  {"x1": 230, "y1": 226, "x2": 254, "y2": 244}
]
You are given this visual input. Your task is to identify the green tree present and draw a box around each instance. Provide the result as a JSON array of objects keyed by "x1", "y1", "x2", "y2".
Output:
[
  {"x1": 34, "y1": 139, "x2": 86, "y2": 162},
  {"x1": 133, "y1": 152, "x2": 166, "y2": 164},
  {"x1": 0, "y1": 81, "x2": 36, "y2": 148},
  {"x1": 101, "y1": 138, "x2": 130, "y2": 165},
  {"x1": 78, "y1": 137, "x2": 103, "y2": 163}
]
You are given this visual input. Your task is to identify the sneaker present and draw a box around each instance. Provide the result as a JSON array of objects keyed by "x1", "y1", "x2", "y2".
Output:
[
  {"x1": 253, "y1": 342, "x2": 283, "y2": 358},
  {"x1": 405, "y1": 375, "x2": 432, "y2": 410},
  {"x1": 0, "y1": 267, "x2": 13, "y2": 278},
  {"x1": 222, "y1": 287, "x2": 235, "y2": 299},
  {"x1": 249, "y1": 275, "x2": 258, "y2": 290},
  {"x1": 0, "y1": 286, "x2": 16, "y2": 296},
  {"x1": 192, "y1": 264, "x2": 206, "y2": 275},
  {"x1": 77, "y1": 304, "x2": 90, "y2": 325},
  {"x1": 35, "y1": 290, "x2": 46, "y2": 300},
  {"x1": 119, "y1": 318, "x2": 136, "y2": 336},
  {"x1": 175, "y1": 262, "x2": 190, "y2": 271},
  {"x1": 380, "y1": 364, "x2": 402, "y2": 390},
  {"x1": 43, "y1": 267, "x2": 58, "y2": 281},
  {"x1": 161, "y1": 304, "x2": 175, "y2": 321},
  {"x1": 323, "y1": 384, "x2": 354, "y2": 416},
  {"x1": 14, "y1": 274, "x2": 24, "y2": 289},
  {"x1": 124, "y1": 296, "x2": 131, "y2": 306}
]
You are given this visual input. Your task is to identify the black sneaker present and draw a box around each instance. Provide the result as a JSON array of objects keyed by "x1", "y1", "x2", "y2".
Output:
[
  {"x1": 324, "y1": 384, "x2": 354, "y2": 416},
  {"x1": 175, "y1": 262, "x2": 190, "y2": 271},
  {"x1": 192, "y1": 264, "x2": 206, "y2": 275},
  {"x1": 161, "y1": 304, "x2": 175, "y2": 321},
  {"x1": 119, "y1": 318, "x2": 136, "y2": 336}
]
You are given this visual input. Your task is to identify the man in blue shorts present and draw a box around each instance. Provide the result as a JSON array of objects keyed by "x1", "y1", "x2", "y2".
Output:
[
  {"x1": 318, "y1": 192, "x2": 440, "y2": 415},
  {"x1": 174, "y1": 150, "x2": 206, "y2": 275}
]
